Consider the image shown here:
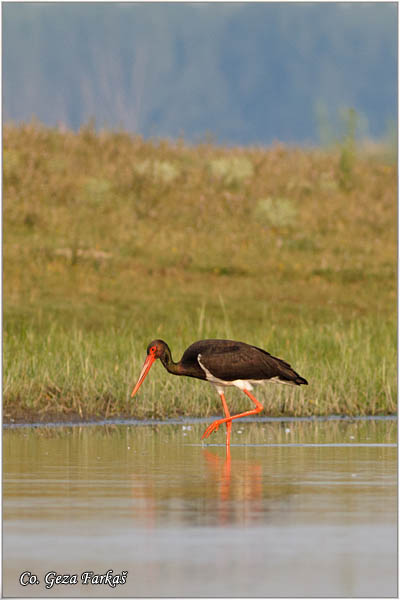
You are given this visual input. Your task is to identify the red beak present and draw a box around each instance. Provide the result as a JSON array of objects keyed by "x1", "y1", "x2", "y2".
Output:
[{"x1": 131, "y1": 354, "x2": 156, "y2": 397}]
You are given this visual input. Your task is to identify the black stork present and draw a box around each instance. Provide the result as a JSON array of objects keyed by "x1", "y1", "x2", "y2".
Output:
[{"x1": 131, "y1": 339, "x2": 308, "y2": 446}]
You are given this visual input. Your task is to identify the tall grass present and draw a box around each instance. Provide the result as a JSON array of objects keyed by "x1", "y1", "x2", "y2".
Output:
[
  {"x1": 3, "y1": 315, "x2": 396, "y2": 421},
  {"x1": 3, "y1": 122, "x2": 396, "y2": 421},
  {"x1": 4, "y1": 319, "x2": 396, "y2": 418}
]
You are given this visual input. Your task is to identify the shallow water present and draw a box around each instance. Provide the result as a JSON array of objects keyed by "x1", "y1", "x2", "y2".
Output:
[{"x1": 3, "y1": 418, "x2": 397, "y2": 597}]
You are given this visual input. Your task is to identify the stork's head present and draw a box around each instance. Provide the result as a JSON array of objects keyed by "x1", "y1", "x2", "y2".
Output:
[{"x1": 131, "y1": 339, "x2": 169, "y2": 397}]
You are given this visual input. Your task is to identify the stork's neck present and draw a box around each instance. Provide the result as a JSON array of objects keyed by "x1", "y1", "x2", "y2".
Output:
[{"x1": 160, "y1": 345, "x2": 181, "y2": 376}]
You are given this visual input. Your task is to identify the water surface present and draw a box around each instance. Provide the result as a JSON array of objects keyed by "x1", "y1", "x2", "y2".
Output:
[{"x1": 3, "y1": 418, "x2": 397, "y2": 597}]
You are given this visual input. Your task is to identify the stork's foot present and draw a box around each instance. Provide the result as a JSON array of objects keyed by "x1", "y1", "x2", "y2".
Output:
[{"x1": 202, "y1": 418, "x2": 230, "y2": 440}]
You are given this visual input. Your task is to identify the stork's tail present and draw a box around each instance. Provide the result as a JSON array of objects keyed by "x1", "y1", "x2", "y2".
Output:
[
  {"x1": 293, "y1": 374, "x2": 308, "y2": 385},
  {"x1": 274, "y1": 358, "x2": 308, "y2": 386}
]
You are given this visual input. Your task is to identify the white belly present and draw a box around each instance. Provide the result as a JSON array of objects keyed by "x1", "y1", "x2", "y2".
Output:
[
  {"x1": 197, "y1": 353, "x2": 267, "y2": 391},
  {"x1": 197, "y1": 353, "x2": 293, "y2": 392}
]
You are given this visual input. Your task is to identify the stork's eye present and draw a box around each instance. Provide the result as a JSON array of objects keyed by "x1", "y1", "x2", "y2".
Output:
[{"x1": 150, "y1": 346, "x2": 157, "y2": 354}]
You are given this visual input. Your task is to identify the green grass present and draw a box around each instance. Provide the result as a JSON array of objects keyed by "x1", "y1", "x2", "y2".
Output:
[
  {"x1": 4, "y1": 316, "x2": 396, "y2": 421},
  {"x1": 3, "y1": 122, "x2": 396, "y2": 422}
]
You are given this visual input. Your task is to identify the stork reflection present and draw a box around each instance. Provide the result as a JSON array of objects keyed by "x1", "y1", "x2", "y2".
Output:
[{"x1": 201, "y1": 445, "x2": 263, "y2": 525}]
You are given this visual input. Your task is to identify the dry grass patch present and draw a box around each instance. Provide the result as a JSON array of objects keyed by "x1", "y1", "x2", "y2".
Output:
[{"x1": 4, "y1": 122, "x2": 396, "y2": 421}]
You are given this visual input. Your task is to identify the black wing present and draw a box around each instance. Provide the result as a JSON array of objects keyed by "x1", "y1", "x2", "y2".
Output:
[{"x1": 181, "y1": 339, "x2": 307, "y2": 385}]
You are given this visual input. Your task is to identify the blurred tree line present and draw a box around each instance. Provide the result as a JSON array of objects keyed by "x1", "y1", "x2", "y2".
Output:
[{"x1": 3, "y1": 2, "x2": 397, "y2": 145}]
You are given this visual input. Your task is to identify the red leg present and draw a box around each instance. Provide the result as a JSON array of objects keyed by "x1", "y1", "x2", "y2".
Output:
[
  {"x1": 202, "y1": 389, "x2": 264, "y2": 440},
  {"x1": 201, "y1": 390, "x2": 232, "y2": 446},
  {"x1": 219, "y1": 391, "x2": 232, "y2": 447}
]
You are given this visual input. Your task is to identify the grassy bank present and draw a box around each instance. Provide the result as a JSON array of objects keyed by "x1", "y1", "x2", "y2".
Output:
[{"x1": 4, "y1": 123, "x2": 396, "y2": 422}]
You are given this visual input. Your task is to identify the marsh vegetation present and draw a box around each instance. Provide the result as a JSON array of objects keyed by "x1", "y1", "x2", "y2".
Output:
[{"x1": 4, "y1": 123, "x2": 396, "y2": 421}]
